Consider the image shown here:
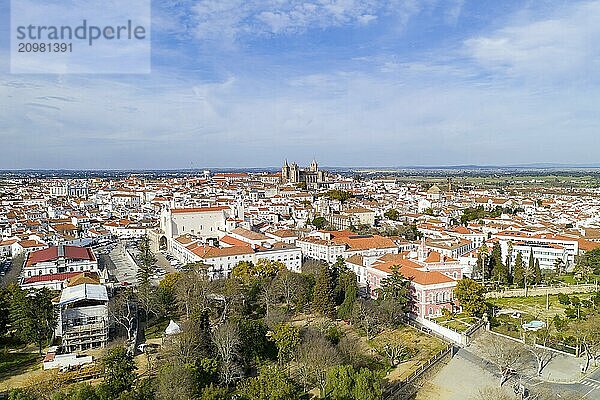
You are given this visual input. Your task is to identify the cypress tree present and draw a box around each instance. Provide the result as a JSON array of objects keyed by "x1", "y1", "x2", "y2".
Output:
[
  {"x1": 534, "y1": 259, "x2": 542, "y2": 285},
  {"x1": 490, "y1": 242, "x2": 507, "y2": 283},
  {"x1": 513, "y1": 252, "x2": 524, "y2": 288},
  {"x1": 313, "y1": 265, "x2": 336, "y2": 317},
  {"x1": 505, "y1": 242, "x2": 514, "y2": 283}
]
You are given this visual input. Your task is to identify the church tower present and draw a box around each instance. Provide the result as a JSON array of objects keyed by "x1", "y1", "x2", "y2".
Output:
[
  {"x1": 282, "y1": 160, "x2": 290, "y2": 182},
  {"x1": 290, "y1": 162, "x2": 300, "y2": 183},
  {"x1": 310, "y1": 159, "x2": 318, "y2": 172}
]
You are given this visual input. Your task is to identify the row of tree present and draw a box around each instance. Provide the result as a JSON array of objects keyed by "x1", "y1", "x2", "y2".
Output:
[
  {"x1": 474, "y1": 243, "x2": 542, "y2": 289},
  {"x1": 103, "y1": 254, "x2": 415, "y2": 400},
  {"x1": 0, "y1": 285, "x2": 57, "y2": 354}
]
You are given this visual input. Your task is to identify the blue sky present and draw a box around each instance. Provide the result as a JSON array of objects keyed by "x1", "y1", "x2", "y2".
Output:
[{"x1": 1, "y1": 0, "x2": 600, "y2": 169}]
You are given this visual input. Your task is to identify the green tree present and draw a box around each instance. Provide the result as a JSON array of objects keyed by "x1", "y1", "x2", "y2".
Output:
[
  {"x1": 474, "y1": 244, "x2": 488, "y2": 281},
  {"x1": 505, "y1": 242, "x2": 513, "y2": 283},
  {"x1": 100, "y1": 346, "x2": 137, "y2": 397},
  {"x1": 157, "y1": 272, "x2": 179, "y2": 317},
  {"x1": 575, "y1": 248, "x2": 600, "y2": 277},
  {"x1": 231, "y1": 261, "x2": 255, "y2": 284},
  {"x1": 231, "y1": 260, "x2": 285, "y2": 284},
  {"x1": 29, "y1": 289, "x2": 57, "y2": 354},
  {"x1": 0, "y1": 288, "x2": 9, "y2": 336},
  {"x1": 454, "y1": 278, "x2": 488, "y2": 317},
  {"x1": 312, "y1": 216, "x2": 328, "y2": 230},
  {"x1": 137, "y1": 235, "x2": 157, "y2": 287},
  {"x1": 238, "y1": 318, "x2": 273, "y2": 366},
  {"x1": 384, "y1": 209, "x2": 400, "y2": 221},
  {"x1": 200, "y1": 384, "x2": 231, "y2": 400},
  {"x1": 270, "y1": 323, "x2": 300, "y2": 365},
  {"x1": 534, "y1": 259, "x2": 542, "y2": 285},
  {"x1": 324, "y1": 190, "x2": 353, "y2": 204},
  {"x1": 9, "y1": 286, "x2": 57, "y2": 354},
  {"x1": 237, "y1": 364, "x2": 299, "y2": 400},
  {"x1": 312, "y1": 265, "x2": 336, "y2": 317},
  {"x1": 335, "y1": 259, "x2": 358, "y2": 320},
  {"x1": 254, "y1": 259, "x2": 286, "y2": 280},
  {"x1": 352, "y1": 368, "x2": 382, "y2": 400},
  {"x1": 8, "y1": 389, "x2": 38, "y2": 400},
  {"x1": 337, "y1": 279, "x2": 357, "y2": 321},
  {"x1": 375, "y1": 267, "x2": 411, "y2": 327},
  {"x1": 136, "y1": 235, "x2": 158, "y2": 320},
  {"x1": 489, "y1": 242, "x2": 507, "y2": 283},
  {"x1": 524, "y1": 248, "x2": 536, "y2": 295},
  {"x1": 155, "y1": 363, "x2": 196, "y2": 400},
  {"x1": 513, "y1": 252, "x2": 524, "y2": 288},
  {"x1": 325, "y1": 364, "x2": 355, "y2": 400},
  {"x1": 51, "y1": 383, "x2": 100, "y2": 400}
]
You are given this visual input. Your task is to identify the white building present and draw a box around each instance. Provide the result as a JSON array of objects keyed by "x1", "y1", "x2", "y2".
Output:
[
  {"x1": 55, "y1": 280, "x2": 109, "y2": 353},
  {"x1": 20, "y1": 245, "x2": 99, "y2": 290},
  {"x1": 494, "y1": 231, "x2": 578, "y2": 270}
]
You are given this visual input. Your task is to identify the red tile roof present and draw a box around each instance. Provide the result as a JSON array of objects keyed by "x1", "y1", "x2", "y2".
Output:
[
  {"x1": 372, "y1": 262, "x2": 455, "y2": 286},
  {"x1": 23, "y1": 272, "x2": 83, "y2": 284},
  {"x1": 27, "y1": 246, "x2": 94, "y2": 267}
]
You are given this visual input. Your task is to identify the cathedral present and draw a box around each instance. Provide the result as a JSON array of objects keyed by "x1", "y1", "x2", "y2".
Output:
[{"x1": 281, "y1": 159, "x2": 327, "y2": 189}]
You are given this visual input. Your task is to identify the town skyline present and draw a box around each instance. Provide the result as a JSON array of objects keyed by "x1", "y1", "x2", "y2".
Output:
[{"x1": 3, "y1": 1, "x2": 600, "y2": 169}]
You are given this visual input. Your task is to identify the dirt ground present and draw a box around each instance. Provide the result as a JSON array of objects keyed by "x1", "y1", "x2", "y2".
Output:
[{"x1": 415, "y1": 351, "x2": 514, "y2": 400}]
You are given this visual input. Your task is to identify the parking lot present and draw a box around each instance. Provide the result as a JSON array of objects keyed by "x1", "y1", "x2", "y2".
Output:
[
  {"x1": 0, "y1": 257, "x2": 11, "y2": 283},
  {"x1": 0, "y1": 256, "x2": 21, "y2": 287},
  {"x1": 100, "y1": 239, "x2": 175, "y2": 286},
  {"x1": 106, "y1": 241, "x2": 139, "y2": 286},
  {"x1": 155, "y1": 250, "x2": 182, "y2": 273}
]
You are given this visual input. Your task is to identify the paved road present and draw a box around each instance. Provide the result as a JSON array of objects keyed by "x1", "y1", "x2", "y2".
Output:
[
  {"x1": 0, "y1": 257, "x2": 20, "y2": 287},
  {"x1": 106, "y1": 242, "x2": 139, "y2": 285},
  {"x1": 458, "y1": 346, "x2": 600, "y2": 399},
  {"x1": 154, "y1": 251, "x2": 178, "y2": 274}
]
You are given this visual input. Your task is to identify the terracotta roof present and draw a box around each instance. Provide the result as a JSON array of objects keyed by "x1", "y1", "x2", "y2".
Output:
[
  {"x1": 577, "y1": 238, "x2": 600, "y2": 252},
  {"x1": 26, "y1": 246, "x2": 94, "y2": 267},
  {"x1": 333, "y1": 235, "x2": 396, "y2": 251},
  {"x1": 371, "y1": 262, "x2": 455, "y2": 286},
  {"x1": 270, "y1": 229, "x2": 297, "y2": 238},
  {"x1": 452, "y1": 226, "x2": 471, "y2": 234},
  {"x1": 231, "y1": 227, "x2": 269, "y2": 241},
  {"x1": 424, "y1": 251, "x2": 457, "y2": 263},
  {"x1": 23, "y1": 272, "x2": 83, "y2": 284},
  {"x1": 220, "y1": 235, "x2": 252, "y2": 247},
  {"x1": 66, "y1": 272, "x2": 101, "y2": 287},
  {"x1": 345, "y1": 254, "x2": 364, "y2": 266},
  {"x1": 19, "y1": 239, "x2": 45, "y2": 248},
  {"x1": 193, "y1": 245, "x2": 255, "y2": 259}
]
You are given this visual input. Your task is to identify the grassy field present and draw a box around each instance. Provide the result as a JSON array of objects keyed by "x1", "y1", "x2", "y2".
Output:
[
  {"x1": 553, "y1": 274, "x2": 600, "y2": 285},
  {"x1": 0, "y1": 352, "x2": 45, "y2": 391},
  {"x1": 0, "y1": 353, "x2": 40, "y2": 376},
  {"x1": 144, "y1": 317, "x2": 170, "y2": 340},
  {"x1": 432, "y1": 313, "x2": 478, "y2": 333},
  {"x1": 371, "y1": 326, "x2": 447, "y2": 384},
  {"x1": 490, "y1": 292, "x2": 595, "y2": 320},
  {"x1": 489, "y1": 293, "x2": 595, "y2": 343}
]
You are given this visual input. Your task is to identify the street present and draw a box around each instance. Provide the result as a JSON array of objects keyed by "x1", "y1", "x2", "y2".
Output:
[{"x1": 417, "y1": 331, "x2": 600, "y2": 399}]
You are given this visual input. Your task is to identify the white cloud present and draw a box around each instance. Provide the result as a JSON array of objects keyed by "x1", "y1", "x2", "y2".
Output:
[
  {"x1": 465, "y1": 1, "x2": 600, "y2": 81},
  {"x1": 189, "y1": 0, "x2": 423, "y2": 44},
  {"x1": 3, "y1": 57, "x2": 600, "y2": 169}
]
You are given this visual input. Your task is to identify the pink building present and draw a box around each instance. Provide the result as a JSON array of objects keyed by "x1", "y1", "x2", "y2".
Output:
[{"x1": 346, "y1": 253, "x2": 460, "y2": 319}]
